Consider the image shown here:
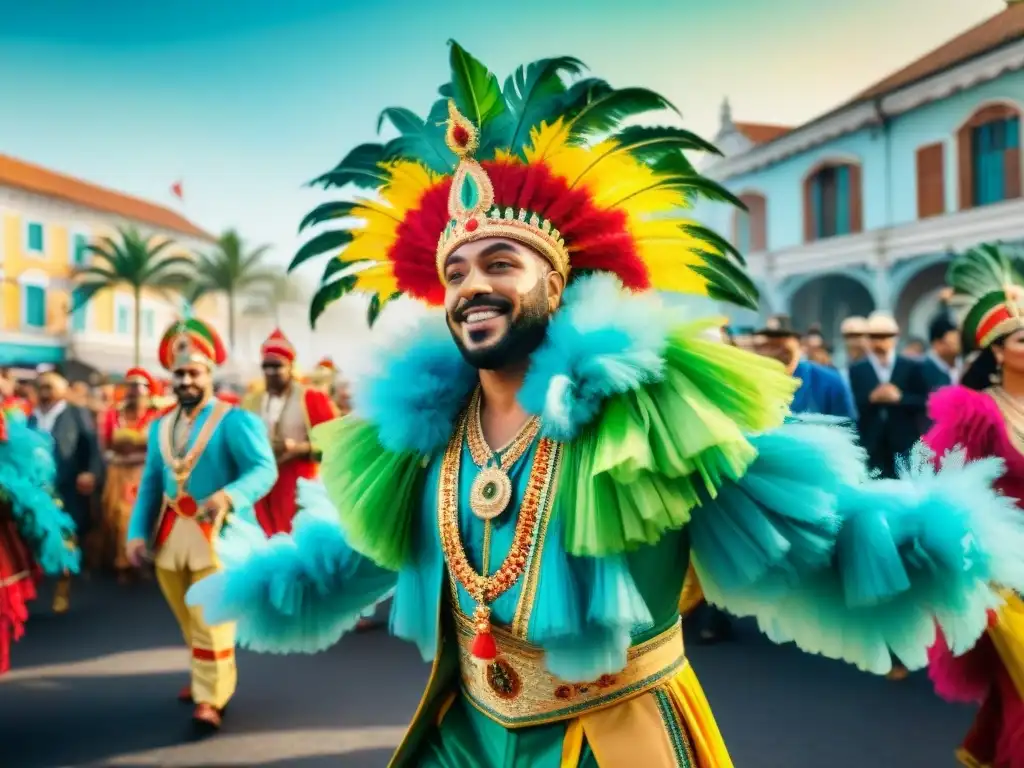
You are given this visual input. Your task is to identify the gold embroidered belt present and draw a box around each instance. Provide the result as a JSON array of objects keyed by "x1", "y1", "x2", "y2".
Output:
[{"x1": 453, "y1": 610, "x2": 686, "y2": 728}]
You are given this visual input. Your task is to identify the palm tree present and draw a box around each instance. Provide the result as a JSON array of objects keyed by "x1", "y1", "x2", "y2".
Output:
[
  {"x1": 72, "y1": 226, "x2": 194, "y2": 365},
  {"x1": 241, "y1": 272, "x2": 307, "y2": 326},
  {"x1": 188, "y1": 230, "x2": 278, "y2": 350}
]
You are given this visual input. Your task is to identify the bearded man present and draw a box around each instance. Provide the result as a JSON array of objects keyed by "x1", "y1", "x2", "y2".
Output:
[
  {"x1": 187, "y1": 46, "x2": 1024, "y2": 768},
  {"x1": 243, "y1": 330, "x2": 337, "y2": 536},
  {"x1": 125, "y1": 319, "x2": 276, "y2": 730}
]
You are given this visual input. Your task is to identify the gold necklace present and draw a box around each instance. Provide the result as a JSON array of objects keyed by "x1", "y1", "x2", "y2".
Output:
[
  {"x1": 466, "y1": 387, "x2": 540, "y2": 520},
  {"x1": 438, "y1": 406, "x2": 558, "y2": 661},
  {"x1": 989, "y1": 386, "x2": 1024, "y2": 454}
]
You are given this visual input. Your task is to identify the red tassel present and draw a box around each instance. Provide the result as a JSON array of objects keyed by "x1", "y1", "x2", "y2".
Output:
[{"x1": 471, "y1": 630, "x2": 498, "y2": 661}]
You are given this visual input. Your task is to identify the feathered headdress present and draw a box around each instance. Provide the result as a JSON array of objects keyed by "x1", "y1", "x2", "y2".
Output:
[
  {"x1": 292, "y1": 41, "x2": 755, "y2": 326},
  {"x1": 947, "y1": 243, "x2": 1024, "y2": 351}
]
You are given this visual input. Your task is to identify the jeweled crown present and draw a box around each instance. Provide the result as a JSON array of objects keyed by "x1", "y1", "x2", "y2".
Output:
[{"x1": 434, "y1": 101, "x2": 571, "y2": 281}]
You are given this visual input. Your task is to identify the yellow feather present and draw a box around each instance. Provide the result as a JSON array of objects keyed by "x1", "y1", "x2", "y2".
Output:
[
  {"x1": 523, "y1": 119, "x2": 572, "y2": 163},
  {"x1": 353, "y1": 262, "x2": 399, "y2": 295}
]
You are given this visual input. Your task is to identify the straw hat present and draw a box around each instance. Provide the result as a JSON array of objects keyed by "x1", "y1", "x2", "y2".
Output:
[
  {"x1": 839, "y1": 316, "x2": 868, "y2": 336},
  {"x1": 865, "y1": 311, "x2": 899, "y2": 337}
]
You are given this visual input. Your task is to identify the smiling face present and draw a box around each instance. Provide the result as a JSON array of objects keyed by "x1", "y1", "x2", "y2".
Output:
[
  {"x1": 442, "y1": 237, "x2": 564, "y2": 371},
  {"x1": 172, "y1": 363, "x2": 212, "y2": 408},
  {"x1": 995, "y1": 329, "x2": 1024, "y2": 376}
]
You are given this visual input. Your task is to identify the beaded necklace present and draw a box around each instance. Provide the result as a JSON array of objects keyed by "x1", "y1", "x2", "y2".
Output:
[{"x1": 437, "y1": 404, "x2": 557, "y2": 661}]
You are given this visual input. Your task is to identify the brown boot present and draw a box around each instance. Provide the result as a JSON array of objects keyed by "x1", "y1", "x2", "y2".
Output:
[
  {"x1": 52, "y1": 575, "x2": 71, "y2": 614},
  {"x1": 192, "y1": 703, "x2": 222, "y2": 730},
  {"x1": 177, "y1": 684, "x2": 193, "y2": 703}
]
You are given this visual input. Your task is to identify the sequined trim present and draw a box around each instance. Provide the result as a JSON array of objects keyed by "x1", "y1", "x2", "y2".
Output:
[
  {"x1": 454, "y1": 612, "x2": 687, "y2": 728},
  {"x1": 510, "y1": 450, "x2": 560, "y2": 638},
  {"x1": 653, "y1": 688, "x2": 696, "y2": 767}
]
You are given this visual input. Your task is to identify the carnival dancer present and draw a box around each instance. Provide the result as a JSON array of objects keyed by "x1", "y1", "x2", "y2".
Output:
[
  {"x1": 99, "y1": 367, "x2": 162, "y2": 583},
  {"x1": 188, "y1": 45, "x2": 1024, "y2": 766},
  {"x1": 925, "y1": 243, "x2": 1024, "y2": 768},
  {"x1": 242, "y1": 329, "x2": 337, "y2": 536},
  {"x1": 125, "y1": 318, "x2": 277, "y2": 730},
  {"x1": 0, "y1": 402, "x2": 79, "y2": 673}
]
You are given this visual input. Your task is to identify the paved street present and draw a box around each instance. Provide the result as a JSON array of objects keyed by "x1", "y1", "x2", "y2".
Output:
[{"x1": 2, "y1": 576, "x2": 973, "y2": 767}]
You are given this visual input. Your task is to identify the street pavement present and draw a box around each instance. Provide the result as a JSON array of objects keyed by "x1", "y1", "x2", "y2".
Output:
[{"x1": 1, "y1": 576, "x2": 973, "y2": 767}]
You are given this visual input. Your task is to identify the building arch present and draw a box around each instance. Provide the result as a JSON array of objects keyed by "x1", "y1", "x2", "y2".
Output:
[
  {"x1": 892, "y1": 256, "x2": 954, "y2": 343},
  {"x1": 783, "y1": 271, "x2": 876, "y2": 353}
]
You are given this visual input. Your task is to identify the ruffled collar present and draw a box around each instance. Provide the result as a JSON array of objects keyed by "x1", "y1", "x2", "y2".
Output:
[{"x1": 350, "y1": 274, "x2": 676, "y2": 455}]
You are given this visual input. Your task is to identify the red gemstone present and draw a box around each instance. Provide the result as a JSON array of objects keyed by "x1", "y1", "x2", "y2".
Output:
[
  {"x1": 452, "y1": 124, "x2": 470, "y2": 147},
  {"x1": 465, "y1": 218, "x2": 479, "y2": 232},
  {"x1": 471, "y1": 630, "x2": 498, "y2": 661}
]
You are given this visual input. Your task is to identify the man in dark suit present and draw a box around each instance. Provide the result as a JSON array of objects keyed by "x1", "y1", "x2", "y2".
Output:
[
  {"x1": 848, "y1": 312, "x2": 929, "y2": 480},
  {"x1": 29, "y1": 371, "x2": 104, "y2": 613},
  {"x1": 922, "y1": 312, "x2": 961, "y2": 395}
]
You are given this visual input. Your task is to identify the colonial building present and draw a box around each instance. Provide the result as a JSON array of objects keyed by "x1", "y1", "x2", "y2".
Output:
[
  {"x1": 696, "y1": 1, "x2": 1024, "y2": 360},
  {"x1": 0, "y1": 153, "x2": 223, "y2": 374}
]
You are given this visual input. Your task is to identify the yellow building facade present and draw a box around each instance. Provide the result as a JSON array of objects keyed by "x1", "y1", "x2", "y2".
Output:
[{"x1": 0, "y1": 154, "x2": 221, "y2": 373}]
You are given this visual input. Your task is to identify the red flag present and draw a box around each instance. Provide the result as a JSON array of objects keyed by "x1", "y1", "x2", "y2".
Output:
[{"x1": 171, "y1": 181, "x2": 184, "y2": 200}]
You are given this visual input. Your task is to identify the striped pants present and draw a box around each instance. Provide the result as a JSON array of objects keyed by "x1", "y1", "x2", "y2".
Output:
[{"x1": 156, "y1": 565, "x2": 236, "y2": 709}]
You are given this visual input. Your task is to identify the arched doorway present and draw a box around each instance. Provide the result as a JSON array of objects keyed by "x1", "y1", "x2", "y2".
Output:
[
  {"x1": 789, "y1": 274, "x2": 875, "y2": 362},
  {"x1": 894, "y1": 260, "x2": 949, "y2": 343}
]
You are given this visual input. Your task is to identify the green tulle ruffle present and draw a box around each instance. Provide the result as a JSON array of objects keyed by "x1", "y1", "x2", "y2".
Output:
[
  {"x1": 557, "y1": 322, "x2": 798, "y2": 557},
  {"x1": 312, "y1": 417, "x2": 425, "y2": 571}
]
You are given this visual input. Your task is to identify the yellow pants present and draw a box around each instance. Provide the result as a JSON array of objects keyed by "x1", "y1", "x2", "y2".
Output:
[{"x1": 156, "y1": 565, "x2": 237, "y2": 709}]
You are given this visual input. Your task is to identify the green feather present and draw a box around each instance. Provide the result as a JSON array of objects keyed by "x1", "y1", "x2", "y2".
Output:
[
  {"x1": 680, "y1": 222, "x2": 747, "y2": 266},
  {"x1": 560, "y1": 79, "x2": 678, "y2": 141},
  {"x1": 689, "y1": 251, "x2": 760, "y2": 310},
  {"x1": 606, "y1": 174, "x2": 745, "y2": 213},
  {"x1": 377, "y1": 106, "x2": 456, "y2": 173},
  {"x1": 367, "y1": 291, "x2": 403, "y2": 326},
  {"x1": 948, "y1": 242, "x2": 1024, "y2": 299},
  {"x1": 298, "y1": 201, "x2": 358, "y2": 233},
  {"x1": 447, "y1": 41, "x2": 507, "y2": 130},
  {"x1": 290, "y1": 230, "x2": 353, "y2": 273},
  {"x1": 309, "y1": 275, "x2": 358, "y2": 328},
  {"x1": 320, "y1": 255, "x2": 360, "y2": 285},
  {"x1": 307, "y1": 144, "x2": 390, "y2": 190},
  {"x1": 503, "y1": 55, "x2": 586, "y2": 154}
]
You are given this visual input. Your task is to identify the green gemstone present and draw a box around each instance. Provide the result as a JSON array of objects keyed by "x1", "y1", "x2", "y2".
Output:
[
  {"x1": 459, "y1": 173, "x2": 480, "y2": 210},
  {"x1": 482, "y1": 481, "x2": 497, "y2": 500}
]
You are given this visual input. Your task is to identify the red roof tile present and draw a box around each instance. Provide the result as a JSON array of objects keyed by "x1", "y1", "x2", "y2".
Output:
[
  {"x1": 854, "y1": 4, "x2": 1024, "y2": 101},
  {"x1": 734, "y1": 122, "x2": 792, "y2": 144},
  {"x1": 0, "y1": 154, "x2": 216, "y2": 242}
]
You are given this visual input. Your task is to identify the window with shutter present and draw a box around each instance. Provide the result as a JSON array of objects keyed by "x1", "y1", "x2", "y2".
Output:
[
  {"x1": 24, "y1": 285, "x2": 46, "y2": 328},
  {"x1": 958, "y1": 105, "x2": 1023, "y2": 209},
  {"x1": 734, "y1": 193, "x2": 767, "y2": 253},
  {"x1": 916, "y1": 143, "x2": 946, "y2": 219},
  {"x1": 26, "y1": 223, "x2": 44, "y2": 255},
  {"x1": 70, "y1": 288, "x2": 88, "y2": 332},
  {"x1": 805, "y1": 164, "x2": 858, "y2": 240}
]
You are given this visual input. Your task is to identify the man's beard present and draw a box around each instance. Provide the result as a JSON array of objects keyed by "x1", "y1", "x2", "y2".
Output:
[
  {"x1": 175, "y1": 385, "x2": 205, "y2": 408},
  {"x1": 449, "y1": 280, "x2": 551, "y2": 371}
]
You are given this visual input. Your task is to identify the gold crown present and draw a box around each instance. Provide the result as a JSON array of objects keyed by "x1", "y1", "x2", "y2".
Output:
[{"x1": 434, "y1": 101, "x2": 571, "y2": 282}]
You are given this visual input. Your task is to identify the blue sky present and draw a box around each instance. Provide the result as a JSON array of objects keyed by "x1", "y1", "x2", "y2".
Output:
[{"x1": 0, "y1": 0, "x2": 1007, "y2": 277}]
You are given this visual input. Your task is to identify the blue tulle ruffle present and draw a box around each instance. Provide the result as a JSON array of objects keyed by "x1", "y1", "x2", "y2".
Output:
[
  {"x1": 186, "y1": 480, "x2": 396, "y2": 653},
  {"x1": 0, "y1": 413, "x2": 78, "y2": 574}
]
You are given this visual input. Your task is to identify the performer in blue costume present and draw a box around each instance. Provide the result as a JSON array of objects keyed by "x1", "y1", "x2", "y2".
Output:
[
  {"x1": 188, "y1": 44, "x2": 1024, "y2": 766},
  {"x1": 0, "y1": 401, "x2": 79, "y2": 674},
  {"x1": 125, "y1": 318, "x2": 277, "y2": 730}
]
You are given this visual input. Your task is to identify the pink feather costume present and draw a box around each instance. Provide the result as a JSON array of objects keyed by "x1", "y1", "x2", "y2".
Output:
[{"x1": 926, "y1": 385, "x2": 1024, "y2": 768}]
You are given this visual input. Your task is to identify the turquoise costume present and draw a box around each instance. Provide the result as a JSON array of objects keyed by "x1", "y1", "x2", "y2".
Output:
[
  {"x1": 126, "y1": 400, "x2": 279, "y2": 546},
  {"x1": 0, "y1": 404, "x2": 78, "y2": 674},
  {"x1": 187, "y1": 43, "x2": 1024, "y2": 767}
]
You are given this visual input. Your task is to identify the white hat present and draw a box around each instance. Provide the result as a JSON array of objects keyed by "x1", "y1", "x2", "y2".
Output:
[
  {"x1": 865, "y1": 311, "x2": 899, "y2": 336},
  {"x1": 839, "y1": 316, "x2": 868, "y2": 336}
]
